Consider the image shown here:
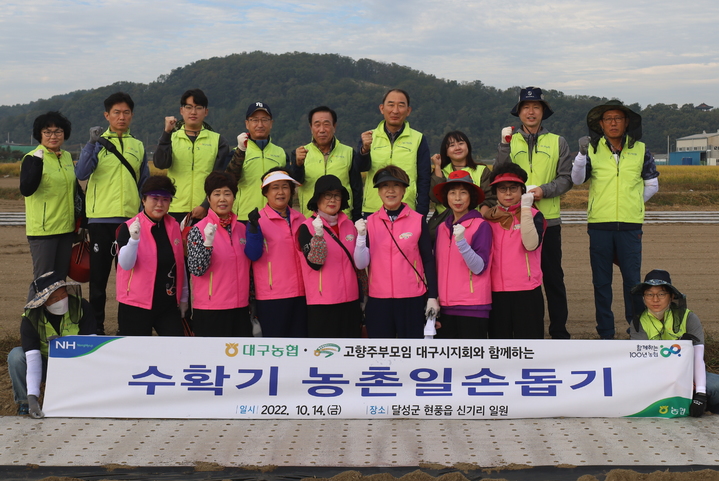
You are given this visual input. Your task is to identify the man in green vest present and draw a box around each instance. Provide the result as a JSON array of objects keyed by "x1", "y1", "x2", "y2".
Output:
[
  {"x1": 153, "y1": 89, "x2": 229, "y2": 223},
  {"x1": 226, "y1": 101, "x2": 288, "y2": 221},
  {"x1": 629, "y1": 269, "x2": 718, "y2": 417},
  {"x1": 496, "y1": 87, "x2": 573, "y2": 339},
  {"x1": 7, "y1": 272, "x2": 96, "y2": 417},
  {"x1": 289, "y1": 106, "x2": 362, "y2": 220},
  {"x1": 572, "y1": 100, "x2": 659, "y2": 339},
  {"x1": 75, "y1": 92, "x2": 149, "y2": 335},
  {"x1": 358, "y1": 89, "x2": 430, "y2": 217}
]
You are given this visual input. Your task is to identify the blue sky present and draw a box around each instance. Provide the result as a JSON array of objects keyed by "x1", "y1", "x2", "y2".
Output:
[{"x1": 1, "y1": 0, "x2": 717, "y2": 108}]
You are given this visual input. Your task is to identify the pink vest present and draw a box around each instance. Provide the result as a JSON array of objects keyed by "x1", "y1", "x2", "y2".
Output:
[
  {"x1": 436, "y1": 218, "x2": 491, "y2": 307},
  {"x1": 116, "y1": 213, "x2": 185, "y2": 309},
  {"x1": 300, "y1": 213, "x2": 359, "y2": 305},
  {"x1": 192, "y1": 209, "x2": 250, "y2": 309},
  {"x1": 253, "y1": 205, "x2": 306, "y2": 300},
  {"x1": 488, "y1": 205, "x2": 543, "y2": 292},
  {"x1": 366, "y1": 204, "x2": 426, "y2": 299}
]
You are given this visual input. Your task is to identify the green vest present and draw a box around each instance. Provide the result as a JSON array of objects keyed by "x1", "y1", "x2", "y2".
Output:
[
  {"x1": 23, "y1": 146, "x2": 76, "y2": 236},
  {"x1": 167, "y1": 128, "x2": 221, "y2": 213},
  {"x1": 23, "y1": 294, "x2": 82, "y2": 357},
  {"x1": 509, "y1": 132, "x2": 561, "y2": 220},
  {"x1": 638, "y1": 307, "x2": 689, "y2": 341},
  {"x1": 86, "y1": 129, "x2": 144, "y2": 219},
  {"x1": 233, "y1": 139, "x2": 286, "y2": 220},
  {"x1": 587, "y1": 138, "x2": 646, "y2": 224},
  {"x1": 434, "y1": 164, "x2": 487, "y2": 215},
  {"x1": 362, "y1": 121, "x2": 423, "y2": 213},
  {"x1": 297, "y1": 138, "x2": 354, "y2": 218}
]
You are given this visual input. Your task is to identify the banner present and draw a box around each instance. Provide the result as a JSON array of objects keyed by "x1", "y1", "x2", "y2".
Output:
[{"x1": 44, "y1": 337, "x2": 693, "y2": 419}]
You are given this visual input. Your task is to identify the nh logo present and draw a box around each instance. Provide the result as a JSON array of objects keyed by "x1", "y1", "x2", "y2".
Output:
[{"x1": 55, "y1": 340, "x2": 76, "y2": 349}]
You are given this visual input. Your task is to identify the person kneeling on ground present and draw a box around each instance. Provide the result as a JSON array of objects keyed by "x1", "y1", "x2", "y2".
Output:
[
  {"x1": 7, "y1": 272, "x2": 96, "y2": 418},
  {"x1": 630, "y1": 269, "x2": 719, "y2": 417}
]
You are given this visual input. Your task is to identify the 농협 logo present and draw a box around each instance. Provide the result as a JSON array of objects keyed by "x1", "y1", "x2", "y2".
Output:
[{"x1": 314, "y1": 343, "x2": 341, "y2": 358}]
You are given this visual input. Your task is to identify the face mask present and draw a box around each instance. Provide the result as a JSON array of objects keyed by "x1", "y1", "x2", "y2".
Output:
[{"x1": 46, "y1": 297, "x2": 69, "y2": 316}]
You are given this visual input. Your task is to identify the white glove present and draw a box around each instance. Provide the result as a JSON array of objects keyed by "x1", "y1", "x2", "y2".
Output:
[
  {"x1": 129, "y1": 218, "x2": 141, "y2": 241},
  {"x1": 521, "y1": 192, "x2": 535, "y2": 208},
  {"x1": 425, "y1": 298, "x2": 440, "y2": 318},
  {"x1": 501, "y1": 126, "x2": 514, "y2": 144},
  {"x1": 203, "y1": 223, "x2": 217, "y2": 247},
  {"x1": 312, "y1": 216, "x2": 324, "y2": 237},
  {"x1": 452, "y1": 224, "x2": 465, "y2": 243},
  {"x1": 33, "y1": 149, "x2": 44, "y2": 159},
  {"x1": 237, "y1": 132, "x2": 249, "y2": 152},
  {"x1": 179, "y1": 301, "x2": 189, "y2": 319},
  {"x1": 578, "y1": 136, "x2": 590, "y2": 156},
  {"x1": 354, "y1": 218, "x2": 367, "y2": 236}
]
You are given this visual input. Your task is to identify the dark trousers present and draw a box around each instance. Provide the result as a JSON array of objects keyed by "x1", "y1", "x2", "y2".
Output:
[
  {"x1": 307, "y1": 301, "x2": 362, "y2": 338},
  {"x1": 256, "y1": 297, "x2": 308, "y2": 338},
  {"x1": 118, "y1": 302, "x2": 184, "y2": 336},
  {"x1": 192, "y1": 307, "x2": 253, "y2": 337},
  {"x1": 489, "y1": 287, "x2": 545, "y2": 339},
  {"x1": 364, "y1": 296, "x2": 425, "y2": 339},
  {"x1": 27, "y1": 232, "x2": 75, "y2": 302},
  {"x1": 88, "y1": 222, "x2": 121, "y2": 334},
  {"x1": 435, "y1": 314, "x2": 488, "y2": 339},
  {"x1": 588, "y1": 228, "x2": 644, "y2": 339},
  {"x1": 541, "y1": 225, "x2": 570, "y2": 339}
]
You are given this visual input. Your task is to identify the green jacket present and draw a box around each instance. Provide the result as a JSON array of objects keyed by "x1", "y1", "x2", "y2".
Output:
[
  {"x1": 167, "y1": 129, "x2": 221, "y2": 213},
  {"x1": 510, "y1": 132, "x2": 561, "y2": 220},
  {"x1": 233, "y1": 139, "x2": 287, "y2": 220}
]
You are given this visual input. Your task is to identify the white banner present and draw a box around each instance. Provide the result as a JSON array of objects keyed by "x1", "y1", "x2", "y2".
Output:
[{"x1": 44, "y1": 337, "x2": 693, "y2": 419}]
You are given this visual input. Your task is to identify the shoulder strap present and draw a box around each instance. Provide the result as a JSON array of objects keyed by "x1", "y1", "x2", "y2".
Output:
[
  {"x1": 380, "y1": 217, "x2": 427, "y2": 288},
  {"x1": 97, "y1": 138, "x2": 139, "y2": 186},
  {"x1": 313, "y1": 216, "x2": 355, "y2": 268}
]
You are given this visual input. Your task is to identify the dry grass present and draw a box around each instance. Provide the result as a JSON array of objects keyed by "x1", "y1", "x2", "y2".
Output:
[{"x1": 0, "y1": 162, "x2": 21, "y2": 177}]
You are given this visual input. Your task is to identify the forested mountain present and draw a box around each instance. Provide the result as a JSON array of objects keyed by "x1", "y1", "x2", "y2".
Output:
[{"x1": 1, "y1": 51, "x2": 716, "y2": 158}]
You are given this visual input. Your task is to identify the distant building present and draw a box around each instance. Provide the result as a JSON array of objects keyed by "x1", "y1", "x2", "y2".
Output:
[
  {"x1": 672, "y1": 130, "x2": 719, "y2": 165},
  {"x1": 695, "y1": 103, "x2": 713, "y2": 111}
]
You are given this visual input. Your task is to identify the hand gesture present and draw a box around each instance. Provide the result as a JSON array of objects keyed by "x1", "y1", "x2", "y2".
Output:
[
  {"x1": 89, "y1": 126, "x2": 103, "y2": 144},
  {"x1": 360, "y1": 130, "x2": 373, "y2": 154},
  {"x1": 521, "y1": 192, "x2": 535, "y2": 208},
  {"x1": 425, "y1": 298, "x2": 440, "y2": 318},
  {"x1": 164, "y1": 116, "x2": 177, "y2": 133},
  {"x1": 237, "y1": 133, "x2": 249, "y2": 152},
  {"x1": 33, "y1": 149, "x2": 44, "y2": 159},
  {"x1": 295, "y1": 146, "x2": 308, "y2": 166},
  {"x1": 452, "y1": 224, "x2": 466, "y2": 242},
  {"x1": 501, "y1": 126, "x2": 514, "y2": 144},
  {"x1": 578, "y1": 136, "x2": 590, "y2": 156},
  {"x1": 203, "y1": 223, "x2": 217, "y2": 247},
  {"x1": 129, "y1": 218, "x2": 141, "y2": 241},
  {"x1": 312, "y1": 216, "x2": 324, "y2": 237},
  {"x1": 354, "y1": 218, "x2": 367, "y2": 236},
  {"x1": 431, "y1": 153, "x2": 442, "y2": 169}
]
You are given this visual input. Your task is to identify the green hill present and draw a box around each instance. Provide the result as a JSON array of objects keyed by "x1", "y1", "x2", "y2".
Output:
[{"x1": 1, "y1": 51, "x2": 716, "y2": 158}]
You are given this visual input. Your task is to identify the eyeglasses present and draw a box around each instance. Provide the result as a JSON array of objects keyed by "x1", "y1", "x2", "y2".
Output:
[
  {"x1": 643, "y1": 292, "x2": 669, "y2": 300},
  {"x1": 322, "y1": 193, "x2": 342, "y2": 201},
  {"x1": 247, "y1": 118, "x2": 272, "y2": 125},
  {"x1": 601, "y1": 116, "x2": 626, "y2": 124},
  {"x1": 41, "y1": 130, "x2": 64, "y2": 138},
  {"x1": 496, "y1": 185, "x2": 520, "y2": 194},
  {"x1": 182, "y1": 105, "x2": 205, "y2": 112}
]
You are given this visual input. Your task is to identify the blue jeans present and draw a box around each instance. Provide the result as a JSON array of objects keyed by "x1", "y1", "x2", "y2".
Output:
[
  {"x1": 7, "y1": 347, "x2": 47, "y2": 404},
  {"x1": 588, "y1": 228, "x2": 644, "y2": 339}
]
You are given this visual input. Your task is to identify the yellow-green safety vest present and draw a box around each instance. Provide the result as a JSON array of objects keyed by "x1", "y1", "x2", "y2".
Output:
[
  {"x1": 509, "y1": 132, "x2": 561, "y2": 220},
  {"x1": 86, "y1": 129, "x2": 144, "y2": 219},
  {"x1": 638, "y1": 308, "x2": 689, "y2": 341},
  {"x1": 233, "y1": 139, "x2": 286, "y2": 220},
  {"x1": 587, "y1": 138, "x2": 646, "y2": 224},
  {"x1": 434, "y1": 164, "x2": 487, "y2": 215},
  {"x1": 362, "y1": 121, "x2": 423, "y2": 213},
  {"x1": 167, "y1": 129, "x2": 221, "y2": 213},
  {"x1": 23, "y1": 294, "x2": 82, "y2": 357},
  {"x1": 297, "y1": 139, "x2": 354, "y2": 218},
  {"x1": 23, "y1": 146, "x2": 76, "y2": 236}
]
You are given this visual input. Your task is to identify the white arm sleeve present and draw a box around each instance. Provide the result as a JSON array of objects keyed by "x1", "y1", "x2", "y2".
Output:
[
  {"x1": 117, "y1": 237, "x2": 140, "y2": 271},
  {"x1": 571, "y1": 153, "x2": 587, "y2": 185},
  {"x1": 694, "y1": 344, "x2": 707, "y2": 393},
  {"x1": 520, "y1": 208, "x2": 540, "y2": 251},
  {"x1": 354, "y1": 234, "x2": 370, "y2": 270},
  {"x1": 643, "y1": 177, "x2": 659, "y2": 202},
  {"x1": 26, "y1": 349, "x2": 43, "y2": 397}
]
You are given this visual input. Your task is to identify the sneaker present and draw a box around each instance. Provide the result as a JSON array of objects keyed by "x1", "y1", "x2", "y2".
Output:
[{"x1": 17, "y1": 404, "x2": 29, "y2": 416}]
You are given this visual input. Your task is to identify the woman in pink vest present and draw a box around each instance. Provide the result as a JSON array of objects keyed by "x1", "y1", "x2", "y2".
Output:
[
  {"x1": 187, "y1": 172, "x2": 252, "y2": 337},
  {"x1": 354, "y1": 166, "x2": 438, "y2": 338},
  {"x1": 245, "y1": 168, "x2": 308, "y2": 337},
  {"x1": 433, "y1": 170, "x2": 492, "y2": 339},
  {"x1": 116, "y1": 175, "x2": 186, "y2": 336},
  {"x1": 483, "y1": 163, "x2": 546, "y2": 339},
  {"x1": 298, "y1": 174, "x2": 362, "y2": 338}
]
